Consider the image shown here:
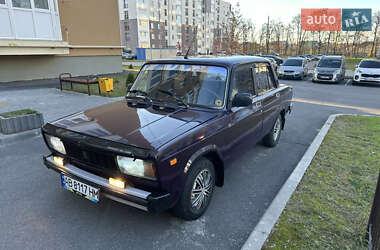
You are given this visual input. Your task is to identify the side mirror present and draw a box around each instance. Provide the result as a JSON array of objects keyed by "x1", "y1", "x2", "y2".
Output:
[{"x1": 232, "y1": 93, "x2": 252, "y2": 107}]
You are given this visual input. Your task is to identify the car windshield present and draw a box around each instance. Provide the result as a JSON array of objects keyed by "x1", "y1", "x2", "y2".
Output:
[
  {"x1": 129, "y1": 64, "x2": 228, "y2": 108},
  {"x1": 283, "y1": 59, "x2": 302, "y2": 67},
  {"x1": 318, "y1": 59, "x2": 342, "y2": 68},
  {"x1": 359, "y1": 61, "x2": 380, "y2": 69}
]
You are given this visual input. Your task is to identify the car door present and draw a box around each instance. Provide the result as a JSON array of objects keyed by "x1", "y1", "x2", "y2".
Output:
[
  {"x1": 252, "y1": 63, "x2": 281, "y2": 136},
  {"x1": 224, "y1": 63, "x2": 263, "y2": 153}
]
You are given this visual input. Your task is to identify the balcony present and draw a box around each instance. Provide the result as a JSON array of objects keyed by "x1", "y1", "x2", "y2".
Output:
[{"x1": 0, "y1": 39, "x2": 69, "y2": 55}]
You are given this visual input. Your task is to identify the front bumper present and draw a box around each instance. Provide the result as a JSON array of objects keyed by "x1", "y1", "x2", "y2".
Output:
[
  {"x1": 312, "y1": 74, "x2": 340, "y2": 83},
  {"x1": 43, "y1": 155, "x2": 172, "y2": 213},
  {"x1": 278, "y1": 73, "x2": 303, "y2": 79},
  {"x1": 353, "y1": 75, "x2": 380, "y2": 84}
]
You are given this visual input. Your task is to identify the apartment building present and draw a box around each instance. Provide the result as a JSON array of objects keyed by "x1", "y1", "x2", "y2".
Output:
[
  {"x1": 0, "y1": 0, "x2": 122, "y2": 82},
  {"x1": 118, "y1": 0, "x2": 231, "y2": 55}
]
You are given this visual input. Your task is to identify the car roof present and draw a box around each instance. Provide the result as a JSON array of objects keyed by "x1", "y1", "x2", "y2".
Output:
[
  {"x1": 361, "y1": 59, "x2": 380, "y2": 62},
  {"x1": 147, "y1": 56, "x2": 271, "y2": 67},
  {"x1": 321, "y1": 55, "x2": 344, "y2": 60},
  {"x1": 285, "y1": 57, "x2": 304, "y2": 60}
]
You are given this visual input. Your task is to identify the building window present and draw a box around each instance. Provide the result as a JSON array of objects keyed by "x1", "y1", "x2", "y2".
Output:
[
  {"x1": 124, "y1": 11, "x2": 129, "y2": 19},
  {"x1": 12, "y1": 0, "x2": 31, "y2": 8},
  {"x1": 0, "y1": 0, "x2": 6, "y2": 4},
  {"x1": 185, "y1": 8, "x2": 188, "y2": 16},
  {"x1": 139, "y1": 19, "x2": 148, "y2": 27},
  {"x1": 152, "y1": 33, "x2": 155, "y2": 39},
  {"x1": 164, "y1": 9, "x2": 167, "y2": 16},
  {"x1": 124, "y1": 0, "x2": 128, "y2": 8}
]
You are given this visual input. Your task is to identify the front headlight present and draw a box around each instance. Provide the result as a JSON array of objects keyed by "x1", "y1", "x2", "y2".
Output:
[
  {"x1": 334, "y1": 69, "x2": 341, "y2": 75},
  {"x1": 45, "y1": 134, "x2": 66, "y2": 155},
  {"x1": 116, "y1": 156, "x2": 156, "y2": 180}
]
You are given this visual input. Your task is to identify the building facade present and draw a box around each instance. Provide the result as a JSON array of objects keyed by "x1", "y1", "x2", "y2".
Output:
[
  {"x1": 0, "y1": 0, "x2": 122, "y2": 82},
  {"x1": 118, "y1": 0, "x2": 231, "y2": 55}
]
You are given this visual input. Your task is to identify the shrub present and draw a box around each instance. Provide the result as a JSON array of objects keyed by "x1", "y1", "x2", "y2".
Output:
[{"x1": 128, "y1": 64, "x2": 133, "y2": 69}]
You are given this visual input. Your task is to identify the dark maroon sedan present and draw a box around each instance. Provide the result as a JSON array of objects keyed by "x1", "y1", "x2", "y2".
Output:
[{"x1": 42, "y1": 56, "x2": 293, "y2": 220}]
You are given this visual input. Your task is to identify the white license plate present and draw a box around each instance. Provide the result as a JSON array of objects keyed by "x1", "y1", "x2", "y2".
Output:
[{"x1": 61, "y1": 175, "x2": 100, "y2": 203}]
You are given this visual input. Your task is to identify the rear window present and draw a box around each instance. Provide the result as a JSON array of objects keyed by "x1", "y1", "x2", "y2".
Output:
[
  {"x1": 283, "y1": 59, "x2": 302, "y2": 67},
  {"x1": 318, "y1": 58, "x2": 342, "y2": 68},
  {"x1": 359, "y1": 60, "x2": 380, "y2": 69}
]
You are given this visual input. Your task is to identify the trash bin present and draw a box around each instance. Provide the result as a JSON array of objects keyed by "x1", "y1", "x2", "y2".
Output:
[{"x1": 98, "y1": 78, "x2": 114, "y2": 93}]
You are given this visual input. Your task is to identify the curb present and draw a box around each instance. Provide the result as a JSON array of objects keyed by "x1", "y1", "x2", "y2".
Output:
[
  {"x1": 241, "y1": 114, "x2": 341, "y2": 250},
  {"x1": 0, "y1": 128, "x2": 41, "y2": 146}
]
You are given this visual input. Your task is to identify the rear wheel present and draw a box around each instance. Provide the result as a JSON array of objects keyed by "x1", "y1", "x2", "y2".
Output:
[
  {"x1": 263, "y1": 115, "x2": 282, "y2": 147},
  {"x1": 172, "y1": 157, "x2": 215, "y2": 220}
]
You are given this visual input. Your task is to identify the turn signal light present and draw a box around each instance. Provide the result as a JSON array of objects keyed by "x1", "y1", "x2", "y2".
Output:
[
  {"x1": 170, "y1": 158, "x2": 177, "y2": 166},
  {"x1": 109, "y1": 178, "x2": 125, "y2": 189},
  {"x1": 53, "y1": 156, "x2": 65, "y2": 166}
]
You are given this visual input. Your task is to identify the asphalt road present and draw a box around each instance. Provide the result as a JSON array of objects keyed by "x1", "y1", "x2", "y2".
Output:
[{"x1": 1, "y1": 79, "x2": 380, "y2": 250}]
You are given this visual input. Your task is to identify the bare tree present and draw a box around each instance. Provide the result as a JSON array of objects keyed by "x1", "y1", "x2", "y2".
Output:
[
  {"x1": 370, "y1": 11, "x2": 380, "y2": 57},
  {"x1": 292, "y1": 14, "x2": 307, "y2": 55}
]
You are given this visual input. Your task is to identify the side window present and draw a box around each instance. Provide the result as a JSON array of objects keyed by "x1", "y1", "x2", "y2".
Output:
[
  {"x1": 253, "y1": 63, "x2": 276, "y2": 94},
  {"x1": 230, "y1": 64, "x2": 254, "y2": 101}
]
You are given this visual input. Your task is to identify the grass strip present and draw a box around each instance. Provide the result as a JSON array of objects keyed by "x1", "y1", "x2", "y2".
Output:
[
  {"x1": 0, "y1": 109, "x2": 38, "y2": 118},
  {"x1": 264, "y1": 115, "x2": 380, "y2": 249}
]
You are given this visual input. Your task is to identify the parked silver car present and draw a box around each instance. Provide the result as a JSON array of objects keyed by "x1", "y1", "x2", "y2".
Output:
[
  {"x1": 312, "y1": 56, "x2": 346, "y2": 83},
  {"x1": 353, "y1": 59, "x2": 380, "y2": 85},
  {"x1": 278, "y1": 57, "x2": 307, "y2": 80}
]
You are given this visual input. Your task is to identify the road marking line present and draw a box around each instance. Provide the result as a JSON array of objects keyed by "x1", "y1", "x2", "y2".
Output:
[
  {"x1": 293, "y1": 97, "x2": 380, "y2": 115},
  {"x1": 0, "y1": 103, "x2": 11, "y2": 107}
]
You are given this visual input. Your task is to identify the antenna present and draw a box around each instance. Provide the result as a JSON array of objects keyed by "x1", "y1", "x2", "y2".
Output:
[{"x1": 184, "y1": 26, "x2": 197, "y2": 59}]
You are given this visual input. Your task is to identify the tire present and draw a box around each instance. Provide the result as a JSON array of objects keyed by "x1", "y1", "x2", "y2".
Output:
[
  {"x1": 263, "y1": 115, "x2": 282, "y2": 147},
  {"x1": 172, "y1": 157, "x2": 216, "y2": 220}
]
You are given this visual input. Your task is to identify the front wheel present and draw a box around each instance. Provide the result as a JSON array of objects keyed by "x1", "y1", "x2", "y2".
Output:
[
  {"x1": 263, "y1": 115, "x2": 282, "y2": 147},
  {"x1": 172, "y1": 157, "x2": 215, "y2": 220}
]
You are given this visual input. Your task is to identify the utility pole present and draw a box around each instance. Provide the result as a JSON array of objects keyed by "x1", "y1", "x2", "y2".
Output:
[{"x1": 266, "y1": 16, "x2": 270, "y2": 54}]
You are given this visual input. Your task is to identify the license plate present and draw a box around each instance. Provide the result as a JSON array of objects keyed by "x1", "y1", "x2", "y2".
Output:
[
  {"x1": 320, "y1": 76, "x2": 329, "y2": 79},
  {"x1": 61, "y1": 175, "x2": 100, "y2": 203}
]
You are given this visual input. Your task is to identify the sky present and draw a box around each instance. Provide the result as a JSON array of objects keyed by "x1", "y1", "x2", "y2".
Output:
[{"x1": 227, "y1": 0, "x2": 380, "y2": 27}]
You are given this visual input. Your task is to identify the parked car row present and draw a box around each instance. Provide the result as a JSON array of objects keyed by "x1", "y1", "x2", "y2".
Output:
[
  {"x1": 277, "y1": 55, "x2": 380, "y2": 86},
  {"x1": 277, "y1": 55, "x2": 346, "y2": 83}
]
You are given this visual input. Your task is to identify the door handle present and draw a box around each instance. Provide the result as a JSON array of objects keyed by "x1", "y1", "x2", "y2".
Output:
[
  {"x1": 256, "y1": 102, "x2": 262, "y2": 108},
  {"x1": 276, "y1": 93, "x2": 280, "y2": 98}
]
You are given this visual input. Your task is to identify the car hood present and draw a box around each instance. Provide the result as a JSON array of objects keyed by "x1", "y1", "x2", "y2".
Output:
[
  {"x1": 50, "y1": 100, "x2": 218, "y2": 151},
  {"x1": 280, "y1": 66, "x2": 303, "y2": 71},
  {"x1": 358, "y1": 67, "x2": 380, "y2": 74},
  {"x1": 316, "y1": 67, "x2": 339, "y2": 74}
]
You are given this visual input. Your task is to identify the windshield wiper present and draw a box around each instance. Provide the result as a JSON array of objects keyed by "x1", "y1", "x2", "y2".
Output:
[
  {"x1": 126, "y1": 89, "x2": 152, "y2": 103},
  {"x1": 157, "y1": 89, "x2": 189, "y2": 108},
  {"x1": 127, "y1": 89, "x2": 149, "y2": 96}
]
